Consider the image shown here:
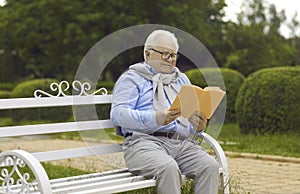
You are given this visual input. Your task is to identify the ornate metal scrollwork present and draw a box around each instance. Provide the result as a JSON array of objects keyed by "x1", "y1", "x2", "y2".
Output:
[
  {"x1": 0, "y1": 155, "x2": 38, "y2": 194},
  {"x1": 34, "y1": 80, "x2": 108, "y2": 98}
]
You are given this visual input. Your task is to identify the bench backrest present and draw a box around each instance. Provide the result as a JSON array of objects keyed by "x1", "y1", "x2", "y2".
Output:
[{"x1": 0, "y1": 81, "x2": 122, "y2": 163}]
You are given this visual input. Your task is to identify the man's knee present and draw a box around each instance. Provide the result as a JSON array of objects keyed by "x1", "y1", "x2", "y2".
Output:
[
  {"x1": 201, "y1": 156, "x2": 219, "y2": 178},
  {"x1": 157, "y1": 159, "x2": 181, "y2": 178},
  {"x1": 209, "y1": 158, "x2": 219, "y2": 173}
]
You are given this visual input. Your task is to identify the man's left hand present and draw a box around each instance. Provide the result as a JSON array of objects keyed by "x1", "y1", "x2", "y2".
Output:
[{"x1": 188, "y1": 111, "x2": 207, "y2": 132}]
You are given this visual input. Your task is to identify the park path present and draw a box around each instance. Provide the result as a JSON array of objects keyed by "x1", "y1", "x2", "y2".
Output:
[{"x1": 0, "y1": 138, "x2": 299, "y2": 194}]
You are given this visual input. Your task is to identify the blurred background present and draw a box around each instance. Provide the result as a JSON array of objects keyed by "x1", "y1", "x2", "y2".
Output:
[
  {"x1": 1, "y1": 0, "x2": 299, "y2": 137},
  {"x1": 0, "y1": 1, "x2": 299, "y2": 193},
  {"x1": 0, "y1": 0, "x2": 299, "y2": 84}
]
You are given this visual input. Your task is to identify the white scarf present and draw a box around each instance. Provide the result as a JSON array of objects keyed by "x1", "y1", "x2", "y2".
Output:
[{"x1": 129, "y1": 63, "x2": 188, "y2": 126}]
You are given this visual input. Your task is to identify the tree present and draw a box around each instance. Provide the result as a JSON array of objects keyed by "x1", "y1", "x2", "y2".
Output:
[
  {"x1": 0, "y1": 0, "x2": 228, "y2": 82},
  {"x1": 224, "y1": 0, "x2": 297, "y2": 76}
]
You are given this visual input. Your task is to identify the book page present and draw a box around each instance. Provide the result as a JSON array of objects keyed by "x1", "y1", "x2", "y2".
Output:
[
  {"x1": 196, "y1": 86, "x2": 226, "y2": 118},
  {"x1": 169, "y1": 85, "x2": 225, "y2": 119}
]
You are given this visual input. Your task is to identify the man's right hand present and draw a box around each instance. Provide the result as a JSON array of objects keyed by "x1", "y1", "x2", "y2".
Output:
[{"x1": 155, "y1": 109, "x2": 181, "y2": 126}]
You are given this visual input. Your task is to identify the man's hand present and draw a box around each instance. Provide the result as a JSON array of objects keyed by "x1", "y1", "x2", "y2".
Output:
[
  {"x1": 155, "y1": 109, "x2": 181, "y2": 126},
  {"x1": 188, "y1": 111, "x2": 207, "y2": 132}
]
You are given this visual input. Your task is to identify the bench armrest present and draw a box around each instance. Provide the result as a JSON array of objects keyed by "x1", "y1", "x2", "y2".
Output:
[
  {"x1": 0, "y1": 150, "x2": 52, "y2": 194},
  {"x1": 199, "y1": 132, "x2": 229, "y2": 193}
]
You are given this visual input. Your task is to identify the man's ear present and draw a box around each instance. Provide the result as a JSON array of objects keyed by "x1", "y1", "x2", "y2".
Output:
[{"x1": 145, "y1": 50, "x2": 150, "y2": 58}]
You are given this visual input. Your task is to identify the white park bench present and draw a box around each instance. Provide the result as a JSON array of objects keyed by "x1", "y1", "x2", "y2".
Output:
[{"x1": 0, "y1": 81, "x2": 229, "y2": 194}]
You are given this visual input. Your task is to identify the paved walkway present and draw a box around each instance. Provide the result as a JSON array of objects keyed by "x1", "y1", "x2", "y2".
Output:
[
  {"x1": 0, "y1": 138, "x2": 299, "y2": 193},
  {"x1": 227, "y1": 157, "x2": 300, "y2": 194}
]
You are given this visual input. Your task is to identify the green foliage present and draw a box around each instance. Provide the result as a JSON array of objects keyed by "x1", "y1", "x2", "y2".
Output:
[
  {"x1": 0, "y1": 90, "x2": 12, "y2": 118},
  {"x1": 236, "y1": 67, "x2": 300, "y2": 134},
  {"x1": 224, "y1": 0, "x2": 298, "y2": 76},
  {"x1": 97, "y1": 81, "x2": 115, "y2": 93},
  {"x1": 1, "y1": 0, "x2": 299, "y2": 83},
  {"x1": 0, "y1": 82, "x2": 15, "y2": 91},
  {"x1": 0, "y1": 90, "x2": 11, "y2": 98},
  {"x1": 185, "y1": 68, "x2": 245, "y2": 123},
  {"x1": 10, "y1": 79, "x2": 72, "y2": 122},
  {"x1": 11, "y1": 79, "x2": 58, "y2": 97},
  {"x1": 0, "y1": 0, "x2": 229, "y2": 82}
]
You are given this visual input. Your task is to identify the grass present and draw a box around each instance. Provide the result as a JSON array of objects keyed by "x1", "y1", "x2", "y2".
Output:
[
  {"x1": 217, "y1": 123, "x2": 300, "y2": 158},
  {"x1": 0, "y1": 162, "x2": 89, "y2": 186}
]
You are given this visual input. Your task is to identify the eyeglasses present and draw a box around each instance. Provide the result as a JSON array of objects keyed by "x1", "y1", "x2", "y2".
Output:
[{"x1": 148, "y1": 48, "x2": 178, "y2": 61}]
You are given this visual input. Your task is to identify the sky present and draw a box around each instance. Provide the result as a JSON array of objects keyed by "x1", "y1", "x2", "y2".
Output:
[
  {"x1": 224, "y1": 0, "x2": 300, "y2": 38},
  {"x1": 0, "y1": 0, "x2": 299, "y2": 38}
]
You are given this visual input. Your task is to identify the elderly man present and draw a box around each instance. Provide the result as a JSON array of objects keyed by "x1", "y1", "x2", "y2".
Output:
[{"x1": 110, "y1": 29, "x2": 218, "y2": 194}]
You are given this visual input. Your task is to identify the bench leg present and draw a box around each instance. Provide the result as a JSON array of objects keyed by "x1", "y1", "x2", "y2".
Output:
[{"x1": 0, "y1": 150, "x2": 52, "y2": 194}]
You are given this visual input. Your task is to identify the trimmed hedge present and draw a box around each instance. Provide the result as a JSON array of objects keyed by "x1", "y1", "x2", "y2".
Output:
[
  {"x1": 0, "y1": 83, "x2": 15, "y2": 91},
  {"x1": 12, "y1": 79, "x2": 61, "y2": 97},
  {"x1": 185, "y1": 68, "x2": 245, "y2": 123},
  {"x1": 0, "y1": 90, "x2": 12, "y2": 98},
  {"x1": 97, "y1": 81, "x2": 115, "y2": 93},
  {"x1": 10, "y1": 79, "x2": 72, "y2": 122},
  {"x1": 236, "y1": 67, "x2": 300, "y2": 134},
  {"x1": 0, "y1": 90, "x2": 12, "y2": 118}
]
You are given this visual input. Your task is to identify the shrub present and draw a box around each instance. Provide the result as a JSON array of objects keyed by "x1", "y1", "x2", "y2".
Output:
[
  {"x1": 236, "y1": 67, "x2": 300, "y2": 134},
  {"x1": 0, "y1": 83, "x2": 15, "y2": 91},
  {"x1": 185, "y1": 68, "x2": 245, "y2": 123},
  {"x1": 0, "y1": 90, "x2": 12, "y2": 118},
  {"x1": 0, "y1": 90, "x2": 12, "y2": 98},
  {"x1": 97, "y1": 81, "x2": 115, "y2": 93},
  {"x1": 12, "y1": 79, "x2": 60, "y2": 98},
  {"x1": 10, "y1": 79, "x2": 72, "y2": 122}
]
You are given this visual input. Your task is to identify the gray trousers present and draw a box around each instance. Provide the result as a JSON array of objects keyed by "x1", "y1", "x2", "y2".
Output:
[{"x1": 123, "y1": 132, "x2": 219, "y2": 194}]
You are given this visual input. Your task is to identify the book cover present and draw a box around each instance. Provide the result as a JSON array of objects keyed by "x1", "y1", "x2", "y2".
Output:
[{"x1": 169, "y1": 84, "x2": 226, "y2": 119}]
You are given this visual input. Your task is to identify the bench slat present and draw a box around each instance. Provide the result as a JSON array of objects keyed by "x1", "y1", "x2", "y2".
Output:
[
  {"x1": 0, "y1": 95, "x2": 112, "y2": 110},
  {"x1": 52, "y1": 172, "x2": 133, "y2": 189},
  {"x1": 0, "y1": 120, "x2": 114, "y2": 138},
  {"x1": 50, "y1": 168, "x2": 129, "y2": 184},
  {"x1": 32, "y1": 144, "x2": 122, "y2": 162},
  {"x1": 68, "y1": 179, "x2": 156, "y2": 194},
  {"x1": 52, "y1": 175, "x2": 144, "y2": 193}
]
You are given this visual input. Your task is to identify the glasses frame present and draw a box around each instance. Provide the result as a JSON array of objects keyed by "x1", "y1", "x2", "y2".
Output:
[{"x1": 148, "y1": 48, "x2": 178, "y2": 61}]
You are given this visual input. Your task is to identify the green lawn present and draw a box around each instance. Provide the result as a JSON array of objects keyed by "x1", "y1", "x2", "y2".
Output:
[{"x1": 217, "y1": 123, "x2": 300, "y2": 158}]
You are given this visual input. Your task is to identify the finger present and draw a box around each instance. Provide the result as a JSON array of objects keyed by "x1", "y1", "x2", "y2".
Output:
[
  {"x1": 168, "y1": 111, "x2": 181, "y2": 118},
  {"x1": 168, "y1": 113, "x2": 181, "y2": 121},
  {"x1": 194, "y1": 111, "x2": 206, "y2": 120},
  {"x1": 193, "y1": 112, "x2": 207, "y2": 123},
  {"x1": 169, "y1": 109, "x2": 181, "y2": 115},
  {"x1": 188, "y1": 116, "x2": 198, "y2": 124},
  {"x1": 189, "y1": 114, "x2": 199, "y2": 121}
]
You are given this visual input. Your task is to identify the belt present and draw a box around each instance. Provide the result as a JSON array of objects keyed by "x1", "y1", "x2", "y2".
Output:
[{"x1": 124, "y1": 132, "x2": 186, "y2": 140}]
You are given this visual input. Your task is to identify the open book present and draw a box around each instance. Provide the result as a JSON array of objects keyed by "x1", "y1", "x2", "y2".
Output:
[{"x1": 169, "y1": 84, "x2": 226, "y2": 119}]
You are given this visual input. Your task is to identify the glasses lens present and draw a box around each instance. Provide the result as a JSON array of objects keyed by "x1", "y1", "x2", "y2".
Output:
[
  {"x1": 170, "y1": 53, "x2": 177, "y2": 60},
  {"x1": 162, "y1": 52, "x2": 170, "y2": 59},
  {"x1": 162, "y1": 52, "x2": 177, "y2": 60}
]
